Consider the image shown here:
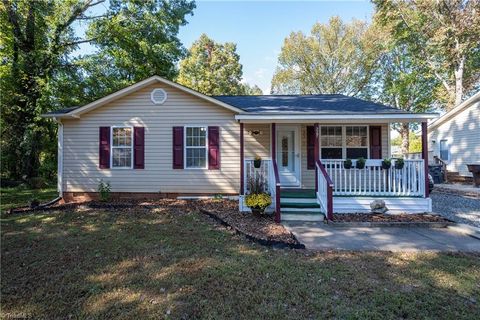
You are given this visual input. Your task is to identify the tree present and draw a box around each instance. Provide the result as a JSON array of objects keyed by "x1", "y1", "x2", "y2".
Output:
[
  {"x1": 0, "y1": 0, "x2": 194, "y2": 180},
  {"x1": 373, "y1": 0, "x2": 480, "y2": 110},
  {"x1": 374, "y1": 43, "x2": 436, "y2": 155},
  {"x1": 177, "y1": 34, "x2": 248, "y2": 95},
  {"x1": 271, "y1": 16, "x2": 382, "y2": 96},
  {"x1": 241, "y1": 83, "x2": 263, "y2": 95}
]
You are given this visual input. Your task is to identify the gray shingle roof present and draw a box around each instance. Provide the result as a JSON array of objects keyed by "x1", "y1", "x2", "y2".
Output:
[
  {"x1": 47, "y1": 94, "x2": 407, "y2": 115},
  {"x1": 212, "y1": 94, "x2": 408, "y2": 114}
]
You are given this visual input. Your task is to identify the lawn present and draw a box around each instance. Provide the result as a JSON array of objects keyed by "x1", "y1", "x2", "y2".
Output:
[
  {"x1": 1, "y1": 202, "x2": 479, "y2": 319},
  {"x1": 0, "y1": 186, "x2": 57, "y2": 211}
]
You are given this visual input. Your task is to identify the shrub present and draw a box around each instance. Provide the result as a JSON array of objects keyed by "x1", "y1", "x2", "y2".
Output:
[
  {"x1": 356, "y1": 157, "x2": 366, "y2": 169},
  {"x1": 245, "y1": 193, "x2": 272, "y2": 212},
  {"x1": 97, "y1": 179, "x2": 111, "y2": 202},
  {"x1": 27, "y1": 177, "x2": 46, "y2": 189}
]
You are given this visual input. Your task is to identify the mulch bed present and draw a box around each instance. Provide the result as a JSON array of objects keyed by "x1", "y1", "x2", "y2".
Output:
[
  {"x1": 196, "y1": 200, "x2": 303, "y2": 248},
  {"x1": 332, "y1": 213, "x2": 452, "y2": 223},
  {"x1": 6, "y1": 198, "x2": 303, "y2": 248}
]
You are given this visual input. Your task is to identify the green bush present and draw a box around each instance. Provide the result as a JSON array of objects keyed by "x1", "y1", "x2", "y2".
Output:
[
  {"x1": 394, "y1": 158, "x2": 405, "y2": 169},
  {"x1": 356, "y1": 157, "x2": 366, "y2": 169},
  {"x1": 27, "y1": 177, "x2": 47, "y2": 189},
  {"x1": 343, "y1": 159, "x2": 353, "y2": 169},
  {"x1": 382, "y1": 158, "x2": 392, "y2": 169},
  {"x1": 245, "y1": 193, "x2": 272, "y2": 211},
  {"x1": 97, "y1": 179, "x2": 111, "y2": 202}
]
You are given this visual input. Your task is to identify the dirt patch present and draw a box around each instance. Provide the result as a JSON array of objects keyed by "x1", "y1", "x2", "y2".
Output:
[
  {"x1": 195, "y1": 200, "x2": 302, "y2": 247},
  {"x1": 332, "y1": 213, "x2": 452, "y2": 223}
]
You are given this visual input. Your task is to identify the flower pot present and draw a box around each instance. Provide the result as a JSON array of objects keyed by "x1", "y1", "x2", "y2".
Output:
[
  {"x1": 343, "y1": 160, "x2": 353, "y2": 169},
  {"x1": 253, "y1": 159, "x2": 262, "y2": 168},
  {"x1": 356, "y1": 161, "x2": 366, "y2": 169},
  {"x1": 250, "y1": 207, "x2": 265, "y2": 216},
  {"x1": 394, "y1": 162, "x2": 404, "y2": 170},
  {"x1": 382, "y1": 162, "x2": 391, "y2": 170}
]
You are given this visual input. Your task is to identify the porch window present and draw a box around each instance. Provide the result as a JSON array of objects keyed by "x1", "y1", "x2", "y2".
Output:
[
  {"x1": 320, "y1": 125, "x2": 369, "y2": 159},
  {"x1": 185, "y1": 126, "x2": 207, "y2": 169},
  {"x1": 111, "y1": 127, "x2": 133, "y2": 168},
  {"x1": 346, "y1": 126, "x2": 368, "y2": 159},
  {"x1": 321, "y1": 126, "x2": 343, "y2": 159}
]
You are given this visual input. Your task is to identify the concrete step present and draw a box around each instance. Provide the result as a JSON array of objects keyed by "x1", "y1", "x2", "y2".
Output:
[
  {"x1": 280, "y1": 197, "x2": 319, "y2": 204},
  {"x1": 282, "y1": 211, "x2": 325, "y2": 221}
]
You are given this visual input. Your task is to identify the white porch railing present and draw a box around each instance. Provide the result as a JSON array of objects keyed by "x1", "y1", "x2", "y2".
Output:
[
  {"x1": 322, "y1": 159, "x2": 426, "y2": 197},
  {"x1": 244, "y1": 159, "x2": 280, "y2": 220}
]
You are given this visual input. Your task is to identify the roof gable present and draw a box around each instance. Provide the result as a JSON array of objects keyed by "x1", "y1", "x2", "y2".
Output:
[{"x1": 43, "y1": 76, "x2": 244, "y2": 118}]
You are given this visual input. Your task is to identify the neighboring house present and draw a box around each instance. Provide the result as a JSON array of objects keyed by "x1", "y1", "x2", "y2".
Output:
[
  {"x1": 428, "y1": 92, "x2": 480, "y2": 181},
  {"x1": 43, "y1": 76, "x2": 437, "y2": 222}
]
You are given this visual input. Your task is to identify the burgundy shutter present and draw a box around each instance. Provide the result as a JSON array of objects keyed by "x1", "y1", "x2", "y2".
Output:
[
  {"x1": 172, "y1": 127, "x2": 184, "y2": 169},
  {"x1": 369, "y1": 126, "x2": 382, "y2": 159},
  {"x1": 307, "y1": 126, "x2": 315, "y2": 169},
  {"x1": 99, "y1": 127, "x2": 110, "y2": 169},
  {"x1": 208, "y1": 126, "x2": 220, "y2": 170},
  {"x1": 134, "y1": 127, "x2": 145, "y2": 169}
]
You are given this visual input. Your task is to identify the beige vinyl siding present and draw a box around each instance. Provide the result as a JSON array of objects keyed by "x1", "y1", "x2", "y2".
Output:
[
  {"x1": 244, "y1": 124, "x2": 270, "y2": 159},
  {"x1": 428, "y1": 99, "x2": 480, "y2": 177},
  {"x1": 62, "y1": 82, "x2": 240, "y2": 194}
]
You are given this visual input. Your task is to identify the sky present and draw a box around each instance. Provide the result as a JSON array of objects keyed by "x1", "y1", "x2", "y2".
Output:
[{"x1": 75, "y1": 0, "x2": 374, "y2": 94}]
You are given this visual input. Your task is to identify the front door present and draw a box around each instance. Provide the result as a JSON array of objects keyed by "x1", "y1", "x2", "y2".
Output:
[{"x1": 276, "y1": 126, "x2": 301, "y2": 187}]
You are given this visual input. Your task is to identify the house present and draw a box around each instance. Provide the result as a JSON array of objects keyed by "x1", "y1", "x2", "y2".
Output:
[
  {"x1": 428, "y1": 91, "x2": 480, "y2": 183},
  {"x1": 43, "y1": 76, "x2": 437, "y2": 222}
]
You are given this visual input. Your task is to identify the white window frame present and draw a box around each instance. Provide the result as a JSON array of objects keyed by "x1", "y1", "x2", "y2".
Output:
[
  {"x1": 439, "y1": 139, "x2": 449, "y2": 161},
  {"x1": 184, "y1": 125, "x2": 208, "y2": 170},
  {"x1": 110, "y1": 126, "x2": 134, "y2": 169},
  {"x1": 320, "y1": 125, "x2": 370, "y2": 159}
]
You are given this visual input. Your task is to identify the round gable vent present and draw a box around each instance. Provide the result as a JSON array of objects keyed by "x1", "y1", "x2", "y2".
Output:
[{"x1": 151, "y1": 88, "x2": 167, "y2": 105}]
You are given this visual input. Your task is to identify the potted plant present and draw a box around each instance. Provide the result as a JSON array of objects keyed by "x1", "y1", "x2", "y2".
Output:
[
  {"x1": 343, "y1": 159, "x2": 353, "y2": 169},
  {"x1": 245, "y1": 193, "x2": 272, "y2": 215},
  {"x1": 382, "y1": 158, "x2": 392, "y2": 170},
  {"x1": 245, "y1": 176, "x2": 271, "y2": 215},
  {"x1": 394, "y1": 158, "x2": 405, "y2": 170},
  {"x1": 356, "y1": 157, "x2": 366, "y2": 169},
  {"x1": 253, "y1": 155, "x2": 262, "y2": 169}
]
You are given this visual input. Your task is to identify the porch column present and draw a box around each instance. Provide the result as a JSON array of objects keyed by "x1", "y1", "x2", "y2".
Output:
[
  {"x1": 240, "y1": 122, "x2": 244, "y2": 195},
  {"x1": 421, "y1": 121, "x2": 429, "y2": 198},
  {"x1": 271, "y1": 123, "x2": 276, "y2": 161},
  {"x1": 314, "y1": 123, "x2": 319, "y2": 192}
]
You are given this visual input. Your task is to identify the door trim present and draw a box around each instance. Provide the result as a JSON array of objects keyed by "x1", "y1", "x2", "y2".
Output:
[{"x1": 276, "y1": 125, "x2": 302, "y2": 187}]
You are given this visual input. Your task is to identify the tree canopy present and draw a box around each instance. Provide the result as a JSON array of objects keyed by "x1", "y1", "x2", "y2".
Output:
[
  {"x1": 177, "y1": 34, "x2": 261, "y2": 95},
  {"x1": 271, "y1": 16, "x2": 382, "y2": 96}
]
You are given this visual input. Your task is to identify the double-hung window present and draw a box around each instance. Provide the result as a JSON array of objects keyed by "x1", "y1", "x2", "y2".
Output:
[
  {"x1": 111, "y1": 127, "x2": 133, "y2": 168},
  {"x1": 440, "y1": 139, "x2": 449, "y2": 161},
  {"x1": 346, "y1": 126, "x2": 368, "y2": 158},
  {"x1": 320, "y1": 126, "x2": 343, "y2": 159},
  {"x1": 185, "y1": 126, "x2": 207, "y2": 169}
]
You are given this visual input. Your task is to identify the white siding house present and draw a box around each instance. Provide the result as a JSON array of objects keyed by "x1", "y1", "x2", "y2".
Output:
[{"x1": 428, "y1": 92, "x2": 480, "y2": 177}]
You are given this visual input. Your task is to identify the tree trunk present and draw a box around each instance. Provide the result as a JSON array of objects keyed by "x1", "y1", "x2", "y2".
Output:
[
  {"x1": 453, "y1": 55, "x2": 465, "y2": 109},
  {"x1": 399, "y1": 123, "x2": 410, "y2": 156}
]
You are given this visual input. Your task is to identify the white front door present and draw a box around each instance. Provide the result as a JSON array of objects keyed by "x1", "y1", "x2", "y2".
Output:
[{"x1": 276, "y1": 126, "x2": 301, "y2": 187}]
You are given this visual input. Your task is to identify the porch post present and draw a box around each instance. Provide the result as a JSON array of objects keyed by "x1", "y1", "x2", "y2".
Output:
[
  {"x1": 240, "y1": 122, "x2": 244, "y2": 195},
  {"x1": 271, "y1": 123, "x2": 276, "y2": 161},
  {"x1": 421, "y1": 121, "x2": 429, "y2": 198},
  {"x1": 314, "y1": 123, "x2": 319, "y2": 192}
]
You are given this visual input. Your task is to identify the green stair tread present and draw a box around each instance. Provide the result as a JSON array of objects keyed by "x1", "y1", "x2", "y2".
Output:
[
  {"x1": 281, "y1": 211, "x2": 324, "y2": 215},
  {"x1": 281, "y1": 202, "x2": 320, "y2": 208},
  {"x1": 280, "y1": 189, "x2": 316, "y2": 199}
]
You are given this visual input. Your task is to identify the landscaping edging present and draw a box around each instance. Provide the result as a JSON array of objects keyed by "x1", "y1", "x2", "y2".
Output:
[
  {"x1": 199, "y1": 208, "x2": 305, "y2": 249},
  {"x1": 327, "y1": 221, "x2": 455, "y2": 228}
]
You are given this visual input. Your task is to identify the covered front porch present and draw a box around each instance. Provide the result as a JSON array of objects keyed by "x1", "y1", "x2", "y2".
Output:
[{"x1": 237, "y1": 118, "x2": 433, "y2": 222}]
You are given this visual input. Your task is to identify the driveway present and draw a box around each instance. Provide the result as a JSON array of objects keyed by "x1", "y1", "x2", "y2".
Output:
[
  {"x1": 284, "y1": 222, "x2": 480, "y2": 252},
  {"x1": 431, "y1": 190, "x2": 480, "y2": 228}
]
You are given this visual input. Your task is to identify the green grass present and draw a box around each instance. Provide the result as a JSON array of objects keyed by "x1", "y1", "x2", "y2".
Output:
[
  {"x1": 1, "y1": 205, "x2": 479, "y2": 319},
  {"x1": 0, "y1": 187, "x2": 57, "y2": 211}
]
